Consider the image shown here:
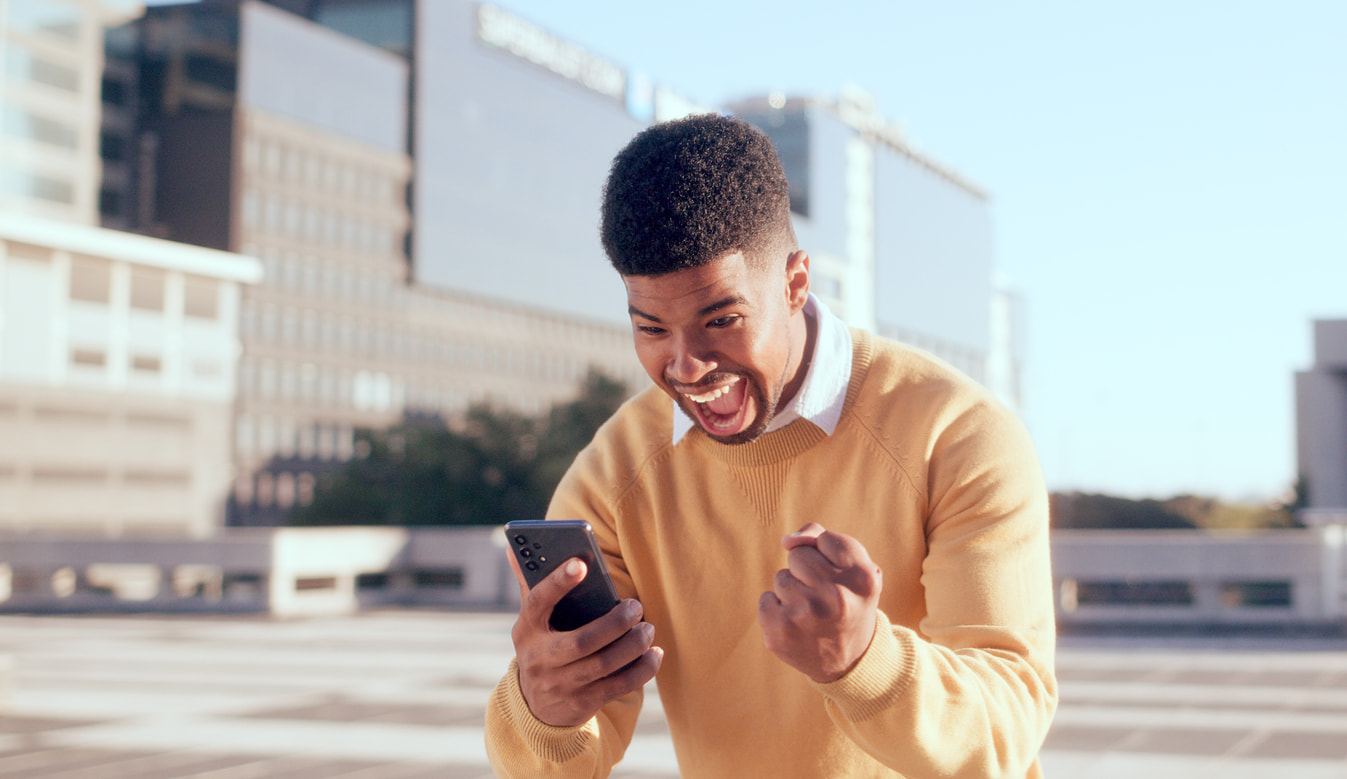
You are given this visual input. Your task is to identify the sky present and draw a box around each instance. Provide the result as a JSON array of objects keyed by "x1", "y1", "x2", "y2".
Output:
[{"x1": 495, "y1": 0, "x2": 1347, "y2": 503}]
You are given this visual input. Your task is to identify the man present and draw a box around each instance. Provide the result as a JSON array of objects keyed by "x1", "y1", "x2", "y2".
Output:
[{"x1": 485, "y1": 114, "x2": 1057, "y2": 777}]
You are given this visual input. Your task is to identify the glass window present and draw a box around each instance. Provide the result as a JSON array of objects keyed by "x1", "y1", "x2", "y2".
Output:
[
  {"x1": 6, "y1": 0, "x2": 81, "y2": 40},
  {"x1": 5, "y1": 48, "x2": 79, "y2": 92},
  {"x1": 4, "y1": 107, "x2": 78, "y2": 149},
  {"x1": 69, "y1": 257, "x2": 111, "y2": 303},
  {"x1": 130, "y1": 269, "x2": 165, "y2": 311},
  {"x1": 184, "y1": 276, "x2": 219, "y2": 319},
  {"x1": 71, "y1": 348, "x2": 106, "y2": 367}
]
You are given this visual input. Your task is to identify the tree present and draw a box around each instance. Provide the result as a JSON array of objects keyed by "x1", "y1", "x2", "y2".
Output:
[{"x1": 288, "y1": 368, "x2": 630, "y2": 526}]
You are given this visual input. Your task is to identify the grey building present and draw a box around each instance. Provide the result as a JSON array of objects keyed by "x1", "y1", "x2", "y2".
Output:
[
  {"x1": 103, "y1": 0, "x2": 644, "y2": 525},
  {"x1": 101, "y1": 0, "x2": 1023, "y2": 526},
  {"x1": 733, "y1": 89, "x2": 1022, "y2": 408},
  {"x1": 1297, "y1": 320, "x2": 1347, "y2": 511}
]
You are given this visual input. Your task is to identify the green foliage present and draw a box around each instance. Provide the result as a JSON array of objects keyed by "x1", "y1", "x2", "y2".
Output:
[
  {"x1": 1051, "y1": 491, "x2": 1301, "y2": 531},
  {"x1": 289, "y1": 369, "x2": 630, "y2": 527}
]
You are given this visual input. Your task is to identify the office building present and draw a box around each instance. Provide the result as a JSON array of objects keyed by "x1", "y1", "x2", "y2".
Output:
[
  {"x1": 1296, "y1": 320, "x2": 1347, "y2": 511},
  {"x1": 733, "y1": 89, "x2": 1023, "y2": 409},
  {"x1": 285, "y1": 2, "x2": 1021, "y2": 406},
  {"x1": 0, "y1": 213, "x2": 260, "y2": 537},
  {"x1": 2, "y1": 0, "x2": 263, "y2": 537},
  {"x1": 1, "y1": 0, "x2": 138, "y2": 224},
  {"x1": 103, "y1": 0, "x2": 1022, "y2": 525},
  {"x1": 105, "y1": 1, "x2": 645, "y2": 525}
]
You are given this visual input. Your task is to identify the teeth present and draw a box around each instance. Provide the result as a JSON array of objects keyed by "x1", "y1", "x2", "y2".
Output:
[{"x1": 684, "y1": 378, "x2": 738, "y2": 403}]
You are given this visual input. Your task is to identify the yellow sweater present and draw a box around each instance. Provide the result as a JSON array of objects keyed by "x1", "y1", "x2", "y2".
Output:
[{"x1": 486, "y1": 329, "x2": 1057, "y2": 778}]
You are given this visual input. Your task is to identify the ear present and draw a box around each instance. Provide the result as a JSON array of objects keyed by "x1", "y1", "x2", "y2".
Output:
[{"x1": 784, "y1": 250, "x2": 810, "y2": 314}]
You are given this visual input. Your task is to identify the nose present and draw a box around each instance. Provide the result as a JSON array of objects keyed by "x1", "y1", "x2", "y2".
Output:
[{"x1": 667, "y1": 332, "x2": 716, "y2": 386}]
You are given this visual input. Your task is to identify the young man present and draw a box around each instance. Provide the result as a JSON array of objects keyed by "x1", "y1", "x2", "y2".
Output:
[{"x1": 485, "y1": 114, "x2": 1057, "y2": 778}]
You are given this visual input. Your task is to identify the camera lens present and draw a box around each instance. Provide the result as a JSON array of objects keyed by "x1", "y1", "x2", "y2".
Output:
[
  {"x1": 519, "y1": 548, "x2": 531, "y2": 557},
  {"x1": 513, "y1": 535, "x2": 526, "y2": 545}
]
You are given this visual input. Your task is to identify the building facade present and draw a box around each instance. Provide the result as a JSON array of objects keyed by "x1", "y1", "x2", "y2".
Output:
[
  {"x1": 1, "y1": 0, "x2": 138, "y2": 224},
  {"x1": 1297, "y1": 320, "x2": 1347, "y2": 511},
  {"x1": 2, "y1": 0, "x2": 263, "y2": 538},
  {"x1": 0, "y1": 213, "x2": 260, "y2": 537},
  {"x1": 106, "y1": 1, "x2": 645, "y2": 525},
  {"x1": 733, "y1": 89, "x2": 1024, "y2": 410},
  {"x1": 97, "y1": 0, "x2": 1025, "y2": 527}
]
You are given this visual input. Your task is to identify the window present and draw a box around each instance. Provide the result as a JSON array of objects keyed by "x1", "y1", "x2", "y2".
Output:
[
  {"x1": 69, "y1": 257, "x2": 111, "y2": 303},
  {"x1": 184, "y1": 276, "x2": 219, "y2": 319},
  {"x1": 6, "y1": 0, "x2": 81, "y2": 40},
  {"x1": 5, "y1": 49, "x2": 79, "y2": 92},
  {"x1": 4, "y1": 107, "x2": 78, "y2": 149},
  {"x1": 71, "y1": 348, "x2": 106, "y2": 367},
  {"x1": 129, "y1": 269, "x2": 165, "y2": 311},
  {"x1": 131, "y1": 354, "x2": 161, "y2": 373}
]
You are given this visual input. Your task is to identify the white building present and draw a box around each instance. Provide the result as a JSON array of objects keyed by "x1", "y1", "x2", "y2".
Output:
[
  {"x1": 1297, "y1": 320, "x2": 1347, "y2": 512},
  {"x1": 0, "y1": 214, "x2": 261, "y2": 536},
  {"x1": 2, "y1": 0, "x2": 262, "y2": 538}
]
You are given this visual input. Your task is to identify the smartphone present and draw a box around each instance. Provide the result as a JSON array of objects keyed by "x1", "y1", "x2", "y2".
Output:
[{"x1": 504, "y1": 520, "x2": 621, "y2": 631}]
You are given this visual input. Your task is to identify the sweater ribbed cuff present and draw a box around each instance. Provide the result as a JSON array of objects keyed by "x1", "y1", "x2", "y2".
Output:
[
  {"x1": 813, "y1": 610, "x2": 917, "y2": 722},
  {"x1": 497, "y1": 657, "x2": 600, "y2": 763}
]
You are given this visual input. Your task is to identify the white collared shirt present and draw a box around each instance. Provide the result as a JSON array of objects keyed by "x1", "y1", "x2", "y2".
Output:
[{"x1": 673, "y1": 294, "x2": 853, "y2": 444}]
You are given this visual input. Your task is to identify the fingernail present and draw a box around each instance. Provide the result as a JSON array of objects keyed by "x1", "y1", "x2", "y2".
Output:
[
  {"x1": 624, "y1": 600, "x2": 642, "y2": 619},
  {"x1": 565, "y1": 559, "x2": 582, "y2": 576},
  {"x1": 639, "y1": 622, "x2": 655, "y2": 640}
]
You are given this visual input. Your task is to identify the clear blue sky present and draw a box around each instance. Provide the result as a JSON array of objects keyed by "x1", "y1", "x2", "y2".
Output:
[{"x1": 498, "y1": 0, "x2": 1347, "y2": 502}]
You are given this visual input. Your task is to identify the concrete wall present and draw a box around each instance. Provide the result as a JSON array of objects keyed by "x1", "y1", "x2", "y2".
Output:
[{"x1": 3, "y1": 525, "x2": 1345, "y2": 627}]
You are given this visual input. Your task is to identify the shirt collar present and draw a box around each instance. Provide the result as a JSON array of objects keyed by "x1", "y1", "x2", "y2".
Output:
[{"x1": 673, "y1": 293, "x2": 853, "y2": 444}]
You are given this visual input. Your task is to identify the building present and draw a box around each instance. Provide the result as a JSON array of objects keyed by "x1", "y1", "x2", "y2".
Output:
[
  {"x1": 2, "y1": 0, "x2": 263, "y2": 538},
  {"x1": 273, "y1": 0, "x2": 709, "y2": 329},
  {"x1": 267, "y1": 0, "x2": 1022, "y2": 406},
  {"x1": 732, "y1": 89, "x2": 1023, "y2": 409},
  {"x1": 0, "y1": 213, "x2": 260, "y2": 537},
  {"x1": 100, "y1": 0, "x2": 1024, "y2": 526},
  {"x1": 1, "y1": 0, "x2": 139, "y2": 224},
  {"x1": 105, "y1": 1, "x2": 646, "y2": 525},
  {"x1": 1296, "y1": 320, "x2": 1347, "y2": 511}
]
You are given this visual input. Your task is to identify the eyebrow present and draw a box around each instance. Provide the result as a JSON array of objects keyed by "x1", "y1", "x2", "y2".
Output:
[{"x1": 628, "y1": 295, "x2": 749, "y2": 323}]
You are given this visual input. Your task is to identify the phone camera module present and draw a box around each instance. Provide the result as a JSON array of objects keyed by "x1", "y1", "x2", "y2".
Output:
[
  {"x1": 525, "y1": 561, "x2": 538, "y2": 571},
  {"x1": 519, "y1": 548, "x2": 531, "y2": 558}
]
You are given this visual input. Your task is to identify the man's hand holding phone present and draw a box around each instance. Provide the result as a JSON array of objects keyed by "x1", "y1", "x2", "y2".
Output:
[{"x1": 508, "y1": 550, "x2": 663, "y2": 728}]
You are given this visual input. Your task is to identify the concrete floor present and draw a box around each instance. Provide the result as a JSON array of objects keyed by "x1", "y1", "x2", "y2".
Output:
[{"x1": 2, "y1": 611, "x2": 1346, "y2": 777}]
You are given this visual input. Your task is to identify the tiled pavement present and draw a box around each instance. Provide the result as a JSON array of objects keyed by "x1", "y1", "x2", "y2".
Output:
[{"x1": 1, "y1": 612, "x2": 1346, "y2": 778}]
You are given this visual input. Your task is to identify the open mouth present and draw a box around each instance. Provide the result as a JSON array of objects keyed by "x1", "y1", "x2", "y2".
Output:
[{"x1": 680, "y1": 376, "x2": 754, "y2": 437}]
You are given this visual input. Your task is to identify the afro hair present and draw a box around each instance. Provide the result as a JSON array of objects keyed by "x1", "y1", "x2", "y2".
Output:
[{"x1": 600, "y1": 114, "x2": 794, "y2": 277}]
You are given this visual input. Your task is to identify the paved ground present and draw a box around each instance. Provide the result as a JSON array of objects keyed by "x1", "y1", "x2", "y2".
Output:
[{"x1": 1, "y1": 611, "x2": 1346, "y2": 777}]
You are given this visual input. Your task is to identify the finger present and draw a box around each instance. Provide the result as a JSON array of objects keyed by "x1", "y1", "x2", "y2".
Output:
[
  {"x1": 781, "y1": 523, "x2": 826, "y2": 550},
  {"x1": 811, "y1": 529, "x2": 869, "y2": 570},
  {"x1": 593, "y1": 645, "x2": 663, "y2": 699},
  {"x1": 757, "y1": 590, "x2": 784, "y2": 628},
  {"x1": 785, "y1": 544, "x2": 840, "y2": 589},
  {"x1": 566, "y1": 599, "x2": 644, "y2": 657},
  {"x1": 521, "y1": 557, "x2": 587, "y2": 628},
  {"x1": 572, "y1": 621, "x2": 657, "y2": 682}
]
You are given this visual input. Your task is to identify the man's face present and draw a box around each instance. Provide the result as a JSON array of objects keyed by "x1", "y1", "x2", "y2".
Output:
[{"x1": 624, "y1": 250, "x2": 810, "y2": 444}]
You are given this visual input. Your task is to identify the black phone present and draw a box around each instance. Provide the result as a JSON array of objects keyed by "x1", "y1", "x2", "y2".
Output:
[{"x1": 504, "y1": 520, "x2": 621, "y2": 631}]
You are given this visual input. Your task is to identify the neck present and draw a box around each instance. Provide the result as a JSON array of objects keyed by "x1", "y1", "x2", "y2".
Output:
[{"x1": 778, "y1": 305, "x2": 817, "y2": 411}]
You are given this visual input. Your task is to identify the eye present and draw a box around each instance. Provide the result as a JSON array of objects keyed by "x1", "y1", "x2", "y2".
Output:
[
  {"x1": 707, "y1": 316, "x2": 739, "y2": 329},
  {"x1": 636, "y1": 324, "x2": 666, "y2": 336}
]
